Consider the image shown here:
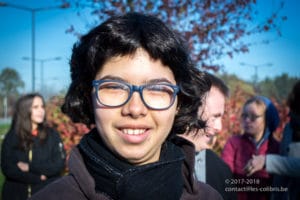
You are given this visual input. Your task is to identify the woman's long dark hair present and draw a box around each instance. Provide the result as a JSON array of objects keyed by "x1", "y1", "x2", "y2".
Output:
[
  {"x1": 62, "y1": 12, "x2": 210, "y2": 136},
  {"x1": 10, "y1": 93, "x2": 48, "y2": 150}
]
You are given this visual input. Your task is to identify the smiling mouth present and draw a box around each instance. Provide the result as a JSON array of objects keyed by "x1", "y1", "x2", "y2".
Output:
[{"x1": 122, "y1": 129, "x2": 146, "y2": 135}]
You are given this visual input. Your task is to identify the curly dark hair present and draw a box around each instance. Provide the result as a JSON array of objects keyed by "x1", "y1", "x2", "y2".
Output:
[{"x1": 62, "y1": 12, "x2": 210, "y2": 136}]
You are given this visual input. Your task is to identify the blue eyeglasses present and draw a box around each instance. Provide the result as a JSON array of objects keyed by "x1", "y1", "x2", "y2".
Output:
[
  {"x1": 241, "y1": 113, "x2": 264, "y2": 121},
  {"x1": 92, "y1": 79, "x2": 180, "y2": 110}
]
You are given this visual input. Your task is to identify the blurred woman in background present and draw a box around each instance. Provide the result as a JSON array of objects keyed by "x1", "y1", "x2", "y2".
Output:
[
  {"x1": 222, "y1": 96, "x2": 280, "y2": 200},
  {"x1": 1, "y1": 93, "x2": 66, "y2": 200},
  {"x1": 245, "y1": 80, "x2": 300, "y2": 200}
]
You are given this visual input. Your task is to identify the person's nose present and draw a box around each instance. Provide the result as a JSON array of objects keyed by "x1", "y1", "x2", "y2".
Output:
[
  {"x1": 205, "y1": 118, "x2": 221, "y2": 136},
  {"x1": 243, "y1": 116, "x2": 252, "y2": 123},
  {"x1": 213, "y1": 118, "x2": 222, "y2": 133},
  {"x1": 121, "y1": 92, "x2": 148, "y2": 118},
  {"x1": 38, "y1": 106, "x2": 45, "y2": 113}
]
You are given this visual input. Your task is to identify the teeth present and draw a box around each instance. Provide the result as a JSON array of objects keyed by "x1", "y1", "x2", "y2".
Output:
[{"x1": 123, "y1": 129, "x2": 146, "y2": 135}]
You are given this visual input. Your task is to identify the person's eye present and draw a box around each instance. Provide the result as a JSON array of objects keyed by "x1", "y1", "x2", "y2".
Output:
[
  {"x1": 101, "y1": 83, "x2": 127, "y2": 90},
  {"x1": 148, "y1": 84, "x2": 174, "y2": 93}
]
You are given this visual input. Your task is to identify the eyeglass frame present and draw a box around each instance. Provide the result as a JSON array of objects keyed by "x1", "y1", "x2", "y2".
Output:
[
  {"x1": 92, "y1": 79, "x2": 180, "y2": 110},
  {"x1": 241, "y1": 113, "x2": 264, "y2": 122}
]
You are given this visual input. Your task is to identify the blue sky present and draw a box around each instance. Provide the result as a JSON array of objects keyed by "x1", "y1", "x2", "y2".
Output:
[
  {"x1": 0, "y1": 0, "x2": 299, "y2": 94},
  {"x1": 220, "y1": 0, "x2": 300, "y2": 82}
]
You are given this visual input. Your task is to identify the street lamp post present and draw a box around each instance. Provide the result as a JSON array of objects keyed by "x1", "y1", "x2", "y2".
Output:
[
  {"x1": 240, "y1": 62, "x2": 273, "y2": 84},
  {"x1": 22, "y1": 56, "x2": 61, "y2": 93},
  {"x1": 240, "y1": 62, "x2": 273, "y2": 92},
  {"x1": 0, "y1": 2, "x2": 69, "y2": 92}
]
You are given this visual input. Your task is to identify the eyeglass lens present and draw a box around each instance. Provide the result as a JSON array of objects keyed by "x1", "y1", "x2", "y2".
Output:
[{"x1": 241, "y1": 113, "x2": 263, "y2": 121}]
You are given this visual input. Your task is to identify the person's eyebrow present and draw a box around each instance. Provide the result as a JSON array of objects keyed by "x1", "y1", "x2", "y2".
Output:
[
  {"x1": 96, "y1": 75, "x2": 123, "y2": 81},
  {"x1": 145, "y1": 78, "x2": 175, "y2": 85},
  {"x1": 98, "y1": 76, "x2": 175, "y2": 85}
]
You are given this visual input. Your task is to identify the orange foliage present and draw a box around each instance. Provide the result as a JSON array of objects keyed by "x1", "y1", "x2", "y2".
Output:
[{"x1": 45, "y1": 96, "x2": 90, "y2": 157}]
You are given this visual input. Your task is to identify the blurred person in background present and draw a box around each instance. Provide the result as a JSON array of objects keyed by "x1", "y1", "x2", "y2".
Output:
[
  {"x1": 245, "y1": 80, "x2": 300, "y2": 200},
  {"x1": 180, "y1": 72, "x2": 236, "y2": 200},
  {"x1": 1, "y1": 93, "x2": 66, "y2": 200},
  {"x1": 222, "y1": 96, "x2": 280, "y2": 200}
]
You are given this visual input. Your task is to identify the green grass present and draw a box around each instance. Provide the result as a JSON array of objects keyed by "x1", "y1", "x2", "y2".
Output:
[
  {"x1": 0, "y1": 123, "x2": 10, "y2": 198},
  {"x1": 0, "y1": 123, "x2": 9, "y2": 139}
]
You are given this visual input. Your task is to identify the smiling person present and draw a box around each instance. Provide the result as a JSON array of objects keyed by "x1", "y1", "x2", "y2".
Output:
[
  {"x1": 221, "y1": 96, "x2": 280, "y2": 200},
  {"x1": 29, "y1": 12, "x2": 222, "y2": 200},
  {"x1": 1, "y1": 93, "x2": 66, "y2": 200},
  {"x1": 180, "y1": 72, "x2": 236, "y2": 200},
  {"x1": 181, "y1": 72, "x2": 229, "y2": 151}
]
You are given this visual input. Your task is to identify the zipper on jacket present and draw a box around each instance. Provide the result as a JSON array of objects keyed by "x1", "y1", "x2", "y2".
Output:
[{"x1": 28, "y1": 148, "x2": 32, "y2": 198}]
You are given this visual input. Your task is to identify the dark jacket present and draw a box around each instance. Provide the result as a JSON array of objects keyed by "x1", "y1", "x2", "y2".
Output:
[
  {"x1": 205, "y1": 149, "x2": 237, "y2": 200},
  {"x1": 1, "y1": 128, "x2": 66, "y2": 200},
  {"x1": 271, "y1": 121, "x2": 300, "y2": 200},
  {"x1": 29, "y1": 130, "x2": 222, "y2": 200}
]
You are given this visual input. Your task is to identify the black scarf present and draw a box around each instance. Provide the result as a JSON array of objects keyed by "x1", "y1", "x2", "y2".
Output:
[{"x1": 79, "y1": 128, "x2": 184, "y2": 200}]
